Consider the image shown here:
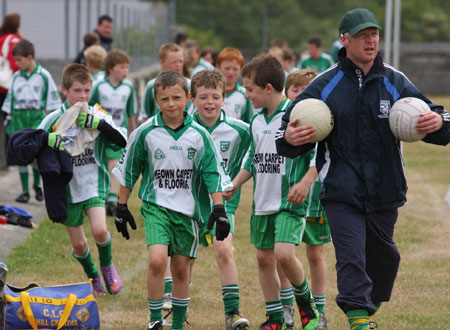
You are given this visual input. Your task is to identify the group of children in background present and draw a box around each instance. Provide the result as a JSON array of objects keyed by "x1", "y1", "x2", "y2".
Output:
[{"x1": 4, "y1": 33, "x2": 334, "y2": 330}]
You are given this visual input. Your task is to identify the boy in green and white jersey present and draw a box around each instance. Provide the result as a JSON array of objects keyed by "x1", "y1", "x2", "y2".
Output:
[
  {"x1": 84, "y1": 45, "x2": 107, "y2": 84},
  {"x1": 2, "y1": 39, "x2": 61, "y2": 203},
  {"x1": 140, "y1": 43, "x2": 194, "y2": 123},
  {"x1": 216, "y1": 47, "x2": 253, "y2": 123},
  {"x1": 284, "y1": 69, "x2": 331, "y2": 330},
  {"x1": 38, "y1": 63, "x2": 127, "y2": 296},
  {"x1": 298, "y1": 36, "x2": 334, "y2": 73},
  {"x1": 224, "y1": 55, "x2": 319, "y2": 330},
  {"x1": 113, "y1": 71, "x2": 231, "y2": 330},
  {"x1": 89, "y1": 49, "x2": 136, "y2": 215},
  {"x1": 191, "y1": 70, "x2": 251, "y2": 330},
  {"x1": 185, "y1": 40, "x2": 215, "y2": 77}
]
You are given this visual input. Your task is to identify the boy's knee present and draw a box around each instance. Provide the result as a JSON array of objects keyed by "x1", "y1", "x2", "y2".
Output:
[
  {"x1": 72, "y1": 241, "x2": 88, "y2": 256},
  {"x1": 148, "y1": 257, "x2": 167, "y2": 274},
  {"x1": 306, "y1": 246, "x2": 323, "y2": 263},
  {"x1": 215, "y1": 244, "x2": 233, "y2": 264},
  {"x1": 256, "y1": 250, "x2": 274, "y2": 268},
  {"x1": 170, "y1": 263, "x2": 190, "y2": 281},
  {"x1": 274, "y1": 248, "x2": 295, "y2": 267}
]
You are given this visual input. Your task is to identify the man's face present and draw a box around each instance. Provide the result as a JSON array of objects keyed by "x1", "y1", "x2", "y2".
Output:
[
  {"x1": 97, "y1": 19, "x2": 113, "y2": 38},
  {"x1": 160, "y1": 51, "x2": 184, "y2": 73},
  {"x1": 341, "y1": 27, "x2": 379, "y2": 67}
]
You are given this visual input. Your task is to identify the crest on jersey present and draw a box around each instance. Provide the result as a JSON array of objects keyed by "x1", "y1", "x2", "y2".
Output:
[
  {"x1": 154, "y1": 148, "x2": 165, "y2": 159},
  {"x1": 378, "y1": 100, "x2": 391, "y2": 118},
  {"x1": 220, "y1": 141, "x2": 230, "y2": 152},
  {"x1": 76, "y1": 308, "x2": 90, "y2": 322},
  {"x1": 187, "y1": 147, "x2": 196, "y2": 160}
]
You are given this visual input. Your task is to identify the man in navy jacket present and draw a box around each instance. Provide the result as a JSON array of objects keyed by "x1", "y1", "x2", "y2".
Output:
[{"x1": 276, "y1": 8, "x2": 450, "y2": 330}]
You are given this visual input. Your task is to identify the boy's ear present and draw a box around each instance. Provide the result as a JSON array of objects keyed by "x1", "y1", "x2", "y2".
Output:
[{"x1": 265, "y1": 83, "x2": 274, "y2": 94}]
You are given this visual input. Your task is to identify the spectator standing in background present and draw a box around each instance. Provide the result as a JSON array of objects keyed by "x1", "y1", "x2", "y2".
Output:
[
  {"x1": 0, "y1": 13, "x2": 22, "y2": 171},
  {"x1": 74, "y1": 32, "x2": 99, "y2": 65},
  {"x1": 95, "y1": 15, "x2": 114, "y2": 52}
]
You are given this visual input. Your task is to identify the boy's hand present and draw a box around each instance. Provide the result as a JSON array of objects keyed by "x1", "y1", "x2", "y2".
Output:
[
  {"x1": 207, "y1": 204, "x2": 230, "y2": 241},
  {"x1": 48, "y1": 132, "x2": 64, "y2": 151},
  {"x1": 287, "y1": 180, "x2": 310, "y2": 205},
  {"x1": 115, "y1": 203, "x2": 137, "y2": 240},
  {"x1": 77, "y1": 112, "x2": 100, "y2": 129}
]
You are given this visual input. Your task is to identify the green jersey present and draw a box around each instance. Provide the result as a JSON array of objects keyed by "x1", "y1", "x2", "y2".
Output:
[
  {"x1": 92, "y1": 71, "x2": 105, "y2": 84},
  {"x1": 244, "y1": 98, "x2": 312, "y2": 216},
  {"x1": 2, "y1": 63, "x2": 61, "y2": 133},
  {"x1": 113, "y1": 112, "x2": 232, "y2": 224},
  {"x1": 224, "y1": 82, "x2": 253, "y2": 123},
  {"x1": 139, "y1": 77, "x2": 194, "y2": 121},
  {"x1": 305, "y1": 145, "x2": 326, "y2": 218},
  {"x1": 193, "y1": 110, "x2": 251, "y2": 214},
  {"x1": 299, "y1": 52, "x2": 334, "y2": 73},
  {"x1": 38, "y1": 102, "x2": 126, "y2": 203},
  {"x1": 89, "y1": 77, "x2": 136, "y2": 129}
]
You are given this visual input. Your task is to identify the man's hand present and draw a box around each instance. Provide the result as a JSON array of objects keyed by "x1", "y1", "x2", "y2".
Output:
[
  {"x1": 77, "y1": 112, "x2": 100, "y2": 129},
  {"x1": 115, "y1": 203, "x2": 137, "y2": 240},
  {"x1": 48, "y1": 132, "x2": 64, "y2": 151},
  {"x1": 416, "y1": 111, "x2": 443, "y2": 134},
  {"x1": 284, "y1": 119, "x2": 315, "y2": 146},
  {"x1": 207, "y1": 204, "x2": 230, "y2": 241}
]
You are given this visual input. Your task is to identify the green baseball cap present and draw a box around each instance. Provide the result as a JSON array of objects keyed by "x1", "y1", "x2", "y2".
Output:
[{"x1": 339, "y1": 8, "x2": 381, "y2": 36}]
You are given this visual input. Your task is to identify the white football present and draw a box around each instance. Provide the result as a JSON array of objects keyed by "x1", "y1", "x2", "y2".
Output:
[
  {"x1": 389, "y1": 97, "x2": 430, "y2": 142},
  {"x1": 289, "y1": 98, "x2": 334, "y2": 142}
]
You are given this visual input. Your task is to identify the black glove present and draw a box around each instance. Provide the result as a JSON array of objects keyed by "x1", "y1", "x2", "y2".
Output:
[
  {"x1": 115, "y1": 203, "x2": 136, "y2": 240},
  {"x1": 207, "y1": 204, "x2": 230, "y2": 241}
]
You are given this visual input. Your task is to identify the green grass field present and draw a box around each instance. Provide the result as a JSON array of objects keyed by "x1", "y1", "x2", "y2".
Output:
[{"x1": 4, "y1": 97, "x2": 450, "y2": 330}]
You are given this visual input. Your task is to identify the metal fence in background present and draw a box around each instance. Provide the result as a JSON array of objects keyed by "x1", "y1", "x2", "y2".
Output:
[{"x1": 1, "y1": 0, "x2": 171, "y2": 70}]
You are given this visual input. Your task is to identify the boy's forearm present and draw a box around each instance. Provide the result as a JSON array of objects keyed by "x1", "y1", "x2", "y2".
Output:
[
  {"x1": 128, "y1": 116, "x2": 136, "y2": 134},
  {"x1": 211, "y1": 192, "x2": 224, "y2": 206},
  {"x1": 233, "y1": 169, "x2": 252, "y2": 189},
  {"x1": 118, "y1": 185, "x2": 132, "y2": 204},
  {"x1": 301, "y1": 166, "x2": 318, "y2": 186}
]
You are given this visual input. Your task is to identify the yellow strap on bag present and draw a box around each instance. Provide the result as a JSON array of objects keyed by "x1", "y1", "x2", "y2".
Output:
[
  {"x1": 19, "y1": 291, "x2": 77, "y2": 330},
  {"x1": 57, "y1": 293, "x2": 76, "y2": 330},
  {"x1": 20, "y1": 291, "x2": 38, "y2": 329}
]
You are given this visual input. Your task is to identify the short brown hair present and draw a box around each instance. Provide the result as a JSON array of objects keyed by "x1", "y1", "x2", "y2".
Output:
[
  {"x1": 241, "y1": 54, "x2": 284, "y2": 93},
  {"x1": 83, "y1": 32, "x2": 99, "y2": 48},
  {"x1": 84, "y1": 45, "x2": 107, "y2": 71},
  {"x1": 105, "y1": 49, "x2": 130, "y2": 74},
  {"x1": 12, "y1": 39, "x2": 34, "y2": 58},
  {"x1": 307, "y1": 36, "x2": 322, "y2": 47},
  {"x1": 285, "y1": 69, "x2": 318, "y2": 91},
  {"x1": 191, "y1": 70, "x2": 225, "y2": 98},
  {"x1": 62, "y1": 63, "x2": 92, "y2": 90},
  {"x1": 154, "y1": 71, "x2": 188, "y2": 99},
  {"x1": 216, "y1": 47, "x2": 244, "y2": 68},
  {"x1": 159, "y1": 43, "x2": 183, "y2": 61}
]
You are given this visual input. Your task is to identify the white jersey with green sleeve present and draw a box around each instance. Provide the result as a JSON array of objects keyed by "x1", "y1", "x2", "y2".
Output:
[
  {"x1": 243, "y1": 98, "x2": 312, "y2": 216},
  {"x1": 92, "y1": 71, "x2": 105, "y2": 84},
  {"x1": 224, "y1": 82, "x2": 254, "y2": 123},
  {"x1": 113, "y1": 112, "x2": 232, "y2": 224},
  {"x1": 193, "y1": 110, "x2": 251, "y2": 214},
  {"x1": 305, "y1": 144, "x2": 327, "y2": 218},
  {"x1": 139, "y1": 77, "x2": 194, "y2": 121},
  {"x1": 2, "y1": 63, "x2": 61, "y2": 114},
  {"x1": 38, "y1": 101, "x2": 125, "y2": 204},
  {"x1": 191, "y1": 58, "x2": 215, "y2": 77},
  {"x1": 89, "y1": 77, "x2": 136, "y2": 129}
]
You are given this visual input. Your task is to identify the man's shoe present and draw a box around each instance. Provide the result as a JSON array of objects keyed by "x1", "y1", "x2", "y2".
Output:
[
  {"x1": 296, "y1": 297, "x2": 319, "y2": 330},
  {"x1": 91, "y1": 275, "x2": 105, "y2": 296},
  {"x1": 148, "y1": 320, "x2": 163, "y2": 330},
  {"x1": 259, "y1": 315, "x2": 285, "y2": 330},
  {"x1": 15, "y1": 191, "x2": 30, "y2": 203},
  {"x1": 101, "y1": 263, "x2": 122, "y2": 294},
  {"x1": 225, "y1": 311, "x2": 250, "y2": 330},
  {"x1": 318, "y1": 312, "x2": 327, "y2": 330},
  {"x1": 283, "y1": 305, "x2": 294, "y2": 329},
  {"x1": 33, "y1": 186, "x2": 44, "y2": 201},
  {"x1": 162, "y1": 292, "x2": 172, "y2": 310}
]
